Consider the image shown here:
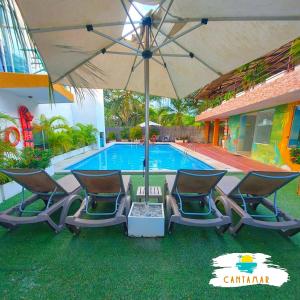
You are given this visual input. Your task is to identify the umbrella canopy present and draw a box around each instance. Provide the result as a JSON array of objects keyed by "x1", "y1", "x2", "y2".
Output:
[
  {"x1": 16, "y1": 0, "x2": 300, "y2": 99},
  {"x1": 15, "y1": 0, "x2": 300, "y2": 201},
  {"x1": 139, "y1": 121, "x2": 161, "y2": 127}
]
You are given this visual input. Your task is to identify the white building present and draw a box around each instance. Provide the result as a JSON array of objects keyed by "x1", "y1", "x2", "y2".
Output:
[{"x1": 0, "y1": 73, "x2": 106, "y2": 149}]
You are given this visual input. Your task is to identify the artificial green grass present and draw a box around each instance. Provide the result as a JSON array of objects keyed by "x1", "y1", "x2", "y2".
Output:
[{"x1": 0, "y1": 174, "x2": 300, "y2": 299}]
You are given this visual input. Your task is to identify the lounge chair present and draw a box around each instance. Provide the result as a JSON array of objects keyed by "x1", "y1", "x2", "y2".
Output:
[
  {"x1": 64, "y1": 170, "x2": 132, "y2": 235},
  {"x1": 162, "y1": 135, "x2": 170, "y2": 142},
  {"x1": 165, "y1": 170, "x2": 231, "y2": 234},
  {"x1": 0, "y1": 169, "x2": 81, "y2": 232},
  {"x1": 216, "y1": 171, "x2": 300, "y2": 236}
]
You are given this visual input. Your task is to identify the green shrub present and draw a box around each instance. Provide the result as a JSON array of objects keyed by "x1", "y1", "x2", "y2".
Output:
[
  {"x1": 120, "y1": 128, "x2": 129, "y2": 139},
  {"x1": 290, "y1": 148, "x2": 300, "y2": 164},
  {"x1": 74, "y1": 123, "x2": 98, "y2": 146},
  {"x1": 129, "y1": 127, "x2": 142, "y2": 140},
  {"x1": 16, "y1": 148, "x2": 52, "y2": 169},
  {"x1": 107, "y1": 131, "x2": 116, "y2": 141},
  {"x1": 149, "y1": 127, "x2": 159, "y2": 137}
]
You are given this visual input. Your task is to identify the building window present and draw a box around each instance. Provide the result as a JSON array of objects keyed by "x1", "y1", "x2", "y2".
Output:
[
  {"x1": 289, "y1": 105, "x2": 300, "y2": 147},
  {"x1": 254, "y1": 109, "x2": 275, "y2": 144}
]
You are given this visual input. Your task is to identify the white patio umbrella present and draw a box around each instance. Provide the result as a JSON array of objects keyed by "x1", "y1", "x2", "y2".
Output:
[
  {"x1": 15, "y1": 0, "x2": 300, "y2": 201},
  {"x1": 139, "y1": 121, "x2": 161, "y2": 127}
]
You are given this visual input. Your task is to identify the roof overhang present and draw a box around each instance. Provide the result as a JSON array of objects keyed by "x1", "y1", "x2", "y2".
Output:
[
  {"x1": 0, "y1": 72, "x2": 74, "y2": 103},
  {"x1": 196, "y1": 67, "x2": 300, "y2": 122}
]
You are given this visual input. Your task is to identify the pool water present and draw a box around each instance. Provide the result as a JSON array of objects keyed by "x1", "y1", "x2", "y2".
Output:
[{"x1": 66, "y1": 144, "x2": 213, "y2": 171}]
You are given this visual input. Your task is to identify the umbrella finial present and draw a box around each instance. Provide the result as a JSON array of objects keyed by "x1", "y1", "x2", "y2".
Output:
[{"x1": 142, "y1": 16, "x2": 152, "y2": 27}]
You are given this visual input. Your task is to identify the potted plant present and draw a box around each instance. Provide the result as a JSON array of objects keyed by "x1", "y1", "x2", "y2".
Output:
[
  {"x1": 183, "y1": 136, "x2": 189, "y2": 143},
  {"x1": 175, "y1": 137, "x2": 184, "y2": 143}
]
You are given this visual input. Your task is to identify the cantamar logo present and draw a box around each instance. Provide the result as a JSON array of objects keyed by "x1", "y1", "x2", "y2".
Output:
[{"x1": 209, "y1": 253, "x2": 289, "y2": 287}]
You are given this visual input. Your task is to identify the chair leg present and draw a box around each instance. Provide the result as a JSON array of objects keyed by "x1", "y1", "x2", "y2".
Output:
[
  {"x1": 229, "y1": 220, "x2": 244, "y2": 236},
  {"x1": 46, "y1": 217, "x2": 60, "y2": 233},
  {"x1": 66, "y1": 224, "x2": 81, "y2": 235},
  {"x1": 0, "y1": 221, "x2": 16, "y2": 230},
  {"x1": 122, "y1": 222, "x2": 128, "y2": 235},
  {"x1": 216, "y1": 223, "x2": 230, "y2": 235},
  {"x1": 168, "y1": 220, "x2": 174, "y2": 234},
  {"x1": 281, "y1": 227, "x2": 300, "y2": 237}
]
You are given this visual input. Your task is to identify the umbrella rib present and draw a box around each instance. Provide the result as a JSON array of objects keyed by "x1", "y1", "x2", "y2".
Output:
[
  {"x1": 152, "y1": 21, "x2": 205, "y2": 53},
  {"x1": 156, "y1": 27, "x2": 222, "y2": 75},
  {"x1": 54, "y1": 27, "x2": 139, "y2": 83},
  {"x1": 29, "y1": 16, "x2": 300, "y2": 34},
  {"x1": 132, "y1": 58, "x2": 143, "y2": 72},
  {"x1": 120, "y1": 0, "x2": 144, "y2": 49},
  {"x1": 124, "y1": 42, "x2": 142, "y2": 90},
  {"x1": 106, "y1": 51, "x2": 141, "y2": 56},
  {"x1": 92, "y1": 29, "x2": 141, "y2": 54},
  {"x1": 151, "y1": 57, "x2": 165, "y2": 67},
  {"x1": 127, "y1": 0, "x2": 144, "y2": 18},
  {"x1": 150, "y1": 29, "x2": 179, "y2": 99},
  {"x1": 150, "y1": 0, "x2": 174, "y2": 49}
]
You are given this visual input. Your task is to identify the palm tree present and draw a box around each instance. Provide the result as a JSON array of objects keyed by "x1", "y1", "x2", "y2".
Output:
[
  {"x1": 74, "y1": 123, "x2": 98, "y2": 146},
  {"x1": 104, "y1": 89, "x2": 144, "y2": 126},
  {"x1": 168, "y1": 99, "x2": 189, "y2": 126},
  {"x1": 33, "y1": 114, "x2": 70, "y2": 149}
]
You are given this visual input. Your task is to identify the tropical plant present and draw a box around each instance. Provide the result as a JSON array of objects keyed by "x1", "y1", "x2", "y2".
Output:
[
  {"x1": 290, "y1": 38, "x2": 300, "y2": 65},
  {"x1": 129, "y1": 126, "x2": 142, "y2": 140},
  {"x1": 15, "y1": 148, "x2": 52, "y2": 169},
  {"x1": 48, "y1": 131, "x2": 74, "y2": 155},
  {"x1": 0, "y1": 112, "x2": 18, "y2": 184},
  {"x1": 104, "y1": 89, "x2": 144, "y2": 127},
  {"x1": 73, "y1": 123, "x2": 98, "y2": 146},
  {"x1": 33, "y1": 114, "x2": 69, "y2": 137},
  {"x1": 238, "y1": 62, "x2": 268, "y2": 90},
  {"x1": 120, "y1": 128, "x2": 129, "y2": 140},
  {"x1": 107, "y1": 131, "x2": 116, "y2": 141},
  {"x1": 149, "y1": 127, "x2": 160, "y2": 137}
]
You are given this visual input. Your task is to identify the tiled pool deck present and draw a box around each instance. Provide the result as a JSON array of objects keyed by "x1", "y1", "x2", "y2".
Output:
[{"x1": 179, "y1": 143, "x2": 284, "y2": 173}]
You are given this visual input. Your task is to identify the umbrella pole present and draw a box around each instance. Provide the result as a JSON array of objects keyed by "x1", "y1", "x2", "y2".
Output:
[{"x1": 143, "y1": 18, "x2": 151, "y2": 203}]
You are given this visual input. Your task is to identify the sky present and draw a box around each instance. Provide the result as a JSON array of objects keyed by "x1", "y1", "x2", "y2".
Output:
[{"x1": 122, "y1": 2, "x2": 158, "y2": 40}]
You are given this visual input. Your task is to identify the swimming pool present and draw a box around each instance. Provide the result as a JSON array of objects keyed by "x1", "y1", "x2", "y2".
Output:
[{"x1": 66, "y1": 144, "x2": 213, "y2": 171}]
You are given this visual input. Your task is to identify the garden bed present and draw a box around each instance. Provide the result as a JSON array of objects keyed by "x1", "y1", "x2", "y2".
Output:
[{"x1": 51, "y1": 144, "x2": 97, "y2": 164}]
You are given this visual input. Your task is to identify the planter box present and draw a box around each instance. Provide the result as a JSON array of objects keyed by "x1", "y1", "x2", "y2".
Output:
[
  {"x1": 0, "y1": 180, "x2": 22, "y2": 203},
  {"x1": 51, "y1": 144, "x2": 96, "y2": 164},
  {"x1": 46, "y1": 165, "x2": 54, "y2": 176},
  {"x1": 128, "y1": 202, "x2": 165, "y2": 237},
  {"x1": 175, "y1": 139, "x2": 183, "y2": 143}
]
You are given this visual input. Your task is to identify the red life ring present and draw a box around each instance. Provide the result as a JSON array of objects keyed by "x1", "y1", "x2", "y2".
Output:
[{"x1": 4, "y1": 126, "x2": 21, "y2": 147}]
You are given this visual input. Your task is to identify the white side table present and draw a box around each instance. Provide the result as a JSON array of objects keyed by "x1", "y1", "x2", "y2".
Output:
[{"x1": 136, "y1": 186, "x2": 163, "y2": 202}]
